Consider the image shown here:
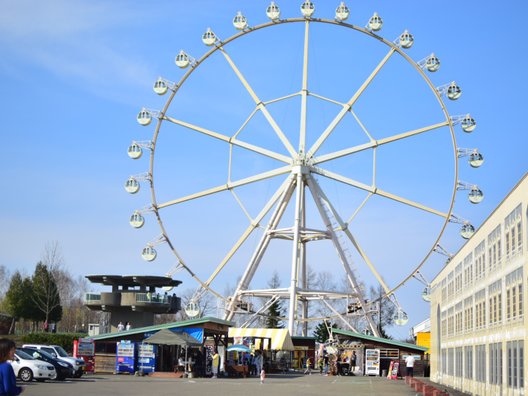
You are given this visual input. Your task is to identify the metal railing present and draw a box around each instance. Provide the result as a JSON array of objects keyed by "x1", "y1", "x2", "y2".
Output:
[
  {"x1": 85, "y1": 293, "x2": 102, "y2": 302},
  {"x1": 135, "y1": 293, "x2": 169, "y2": 304}
]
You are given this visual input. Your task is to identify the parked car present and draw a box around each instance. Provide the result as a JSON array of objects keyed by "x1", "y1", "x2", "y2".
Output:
[
  {"x1": 18, "y1": 347, "x2": 74, "y2": 380},
  {"x1": 10, "y1": 350, "x2": 56, "y2": 382},
  {"x1": 22, "y1": 344, "x2": 85, "y2": 378}
]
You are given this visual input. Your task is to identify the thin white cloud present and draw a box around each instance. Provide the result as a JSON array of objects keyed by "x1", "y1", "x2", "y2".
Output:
[{"x1": 0, "y1": 0, "x2": 162, "y2": 103}]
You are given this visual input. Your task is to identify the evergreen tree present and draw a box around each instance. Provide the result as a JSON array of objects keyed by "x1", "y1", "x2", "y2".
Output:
[
  {"x1": 265, "y1": 300, "x2": 284, "y2": 328},
  {"x1": 32, "y1": 262, "x2": 62, "y2": 324},
  {"x1": 4, "y1": 272, "x2": 33, "y2": 333},
  {"x1": 265, "y1": 271, "x2": 284, "y2": 328},
  {"x1": 313, "y1": 321, "x2": 336, "y2": 343}
]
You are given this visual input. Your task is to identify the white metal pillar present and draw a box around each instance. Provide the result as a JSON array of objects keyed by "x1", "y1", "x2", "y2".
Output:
[{"x1": 288, "y1": 170, "x2": 305, "y2": 334}]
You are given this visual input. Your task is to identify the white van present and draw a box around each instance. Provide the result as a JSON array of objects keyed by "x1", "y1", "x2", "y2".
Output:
[
  {"x1": 11, "y1": 350, "x2": 56, "y2": 382},
  {"x1": 22, "y1": 344, "x2": 85, "y2": 377}
]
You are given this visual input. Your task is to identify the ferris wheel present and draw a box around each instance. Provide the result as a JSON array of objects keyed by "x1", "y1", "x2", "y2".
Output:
[{"x1": 125, "y1": 1, "x2": 484, "y2": 336}]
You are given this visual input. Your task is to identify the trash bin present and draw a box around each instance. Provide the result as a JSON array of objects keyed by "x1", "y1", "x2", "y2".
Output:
[{"x1": 381, "y1": 369, "x2": 388, "y2": 377}]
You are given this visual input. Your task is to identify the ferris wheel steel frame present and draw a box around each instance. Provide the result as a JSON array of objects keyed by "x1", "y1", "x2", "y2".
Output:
[{"x1": 128, "y1": 10, "x2": 483, "y2": 337}]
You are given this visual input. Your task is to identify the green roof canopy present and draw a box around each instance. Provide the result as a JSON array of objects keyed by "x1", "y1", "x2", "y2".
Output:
[{"x1": 332, "y1": 328, "x2": 428, "y2": 352}]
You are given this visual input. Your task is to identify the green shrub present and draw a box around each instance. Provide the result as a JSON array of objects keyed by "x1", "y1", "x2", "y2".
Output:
[{"x1": 21, "y1": 332, "x2": 86, "y2": 353}]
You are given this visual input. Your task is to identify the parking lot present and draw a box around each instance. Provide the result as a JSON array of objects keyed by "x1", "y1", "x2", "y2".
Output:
[{"x1": 17, "y1": 373, "x2": 424, "y2": 396}]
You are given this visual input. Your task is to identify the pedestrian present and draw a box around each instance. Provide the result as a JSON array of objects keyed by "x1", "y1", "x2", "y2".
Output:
[
  {"x1": 125, "y1": 322, "x2": 131, "y2": 331},
  {"x1": 351, "y1": 351, "x2": 357, "y2": 372},
  {"x1": 317, "y1": 355, "x2": 324, "y2": 374},
  {"x1": 211, "y1": 350, "x2": 220, "y2": 378},
  {"x1": 117, "y1": 321, "x2": 124, "y2": 332},
  {"x1": 0, "y1": 338, "x2": 24, "y2": 395},
  {"x1": 254, "y1": 351, "x2": 262, "y2": 377},
  {"x1": 323, "y1": 353, "x2": 329, "y2": 376},
  {"x1": 249, "y1": 353, "x2": 256, "y2": 376},
  {"x1": 405, "y1": 355, "x2": 416, "y2": 377},
  {"x1": 304, "y1": 356, "x2": 312, "y2": 375}
]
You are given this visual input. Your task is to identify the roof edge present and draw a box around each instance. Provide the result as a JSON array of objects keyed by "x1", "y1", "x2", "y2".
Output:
[{"x1": 332, "y1": 328, "x2": 428, "y2": 351}]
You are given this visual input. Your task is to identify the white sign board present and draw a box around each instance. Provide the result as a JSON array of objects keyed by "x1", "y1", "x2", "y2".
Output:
[{"x1": 365, "y1": 349, "x2": 380, "y2": 376}]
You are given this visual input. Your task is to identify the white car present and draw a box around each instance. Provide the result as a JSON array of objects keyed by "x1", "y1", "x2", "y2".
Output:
[
  {"x1": 22, "y1": 343, "x2": 85, "y2": 378},
  {"x1": 10, "y1": 350, "x2": 56, "y2": 382}
]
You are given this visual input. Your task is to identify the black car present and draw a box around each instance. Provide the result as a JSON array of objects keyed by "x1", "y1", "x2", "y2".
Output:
[{"x1": 17, "y1": 347, "x2": 74, "y2": 380}]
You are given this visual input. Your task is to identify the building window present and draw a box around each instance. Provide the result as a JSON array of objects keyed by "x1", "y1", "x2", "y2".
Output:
[
  {"x1": 448, "y1": 348, "x2": 454, "y2": 376},
  {"x1": 441, "y1": 310, "x2": 447, "y2": 337},
  {"x1": 488, "y1": 279, "x2": 502, "y2": 326},
  {"x1": 489, "y1": 342, "x2": 502, "y2": 385},
  {"x1": 448, "y1": 271, "x2": 454, "y2": 301},
  {"x1": 474, "y1": 241, "x2": 486, "y2": 280},
  {"x1": 441, "y1": 349, "x2": 447, "y2": 375},
  {"x1": 455, "y1": 302, "x2": 463, "y2": 334},
  {"x1": 463, "y1": 253, "x2": 473, "y2": 287},
  {"x1": 505, "y1": 267, "x2": 523, "y2": 322},
  {"x1": 476, "y1": 344, "x2": 486, "y2": 383},
  {"x1": 456, "y1": 347, "x2": 463, "y2": 378},
  {"x1": 487, "y1": 225, "x2": 502, "y2": 271},
  {"x1": 464, "y1": 346, "x2": 473, "y2": 379},
  {"x1": 464, "y1": 296, "x2": 473, "y2": 333},
  {"x1": 475, "y1": 289, "x2": 486, "y2": 330},
  {"x1": 505, "y1": 204, "x2": 522, "y2": 260},
  {"x1": 507, "y1": 340, "x2": 524, "y2": 389},
  {"x1": 441, "y1": 278, "x2": 447, "y2": 303},
  {"x1": 455, "y1": 263, "x2": 462, "y2": 295},
  {"x1": 447, "y1": 307, "x2": 454, "y2": 337}
]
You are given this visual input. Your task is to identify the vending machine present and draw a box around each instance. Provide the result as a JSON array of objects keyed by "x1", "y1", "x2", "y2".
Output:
[
  {"x1": 74, "y1": 338, "x2": 95, "y2": 373},
  {"x1": 116, "y1": 340, "x2": 136, "y2": 374},
  {"x1": 137, "y1": 343, "x2": 156, "y2": 374},
  {"x1": 365, "y1": 349, "x2": 380, "y2": 376}
]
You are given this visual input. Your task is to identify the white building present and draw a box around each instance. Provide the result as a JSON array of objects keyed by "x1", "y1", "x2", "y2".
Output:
[{"x1": 430, "y1": 173, "x2": 527, "y2": 395}]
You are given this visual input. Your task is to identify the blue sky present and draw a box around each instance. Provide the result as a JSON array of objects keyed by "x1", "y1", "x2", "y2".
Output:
[{"x1": 1, "y1": 0, "x2": 527, "y2": 338}]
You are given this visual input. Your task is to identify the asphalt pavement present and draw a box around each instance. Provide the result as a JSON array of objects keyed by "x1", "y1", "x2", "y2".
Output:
[{"x1": 16, "y1": 373, "x2": 436, "y2": 396}]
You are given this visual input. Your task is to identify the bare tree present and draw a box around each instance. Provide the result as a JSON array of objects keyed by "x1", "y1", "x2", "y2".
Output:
[
  {"x1": 176, "y1": 288, "x2": 216, "y2": 321},
  {"x1": 41, "y1": 241, "x2": 64, "y2": 270},
  {"x1": 32, "y1": 262, "x2": 62, "y2": 325},
  {"x1": 41, "y1": 241, "x2": 75, "y2": 304},
  {"x1": 0, "y1": 264, "x2": 11, "y2": 298}
]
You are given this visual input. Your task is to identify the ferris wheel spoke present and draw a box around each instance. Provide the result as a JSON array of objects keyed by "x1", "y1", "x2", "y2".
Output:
[
  {"x1": 374, "y1": 188, "x2": 448, "y2": 218},
  {"x1": 299, "y1": 20, "x2": 310, "y2": 153},
  {"x1": 307, "y1": 48, "x2": 396, "y2": 158},
  {"x1": 376, "y1": 120, "x2": 449, "y2": 146},
  {"x1": 218, "y1": 47, "x2": 297, "y2": 157},
  {"x1": 202, "y1": 175, "x2": 293, "y2": 288},
  {"x1": 312, "y1": 167, "x2": 448, "y2": 218},
  {"x1": 156, "y1": 165, "x2": 291, "y2": 209},
  {"x1": 163, "y1": 115, "x2": 291, "y2": 164},
  {"x1": 313, "y1": 120, "x2": 449, "y2": 165}
]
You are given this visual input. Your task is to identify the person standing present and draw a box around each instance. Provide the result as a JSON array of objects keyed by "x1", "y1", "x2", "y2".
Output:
[
  {"x1": 0, "y1": 338, "x2": 24, "y2": 395},
  {"x1": 304, "y1": 356, "x2": 312, "y2": 375},
  {"x1": 405, "y1": 355, "x2": 416, "y2": 377},
  {"x1": 117, "y1": 321, "x2": 124, "y2": 332},
  {"x1": 317, "y1": 355, "x2": 324, "y2": 374},
  {"x1": 351, "y1": 351, "x2": 357, "y2": 372},
  {"x1": 254, "y1": 351, "x2": 262, "y2": 377},
  {"x1": 125, "y1": 322, "x2": 131, "y2": 331},
  {"x1": 211, "y1": 350, "x2": 220, "y2": 378}
]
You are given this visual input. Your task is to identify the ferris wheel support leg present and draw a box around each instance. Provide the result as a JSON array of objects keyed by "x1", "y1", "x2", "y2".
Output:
[
  {"x1": 306, "y1": 175, "x2": 380, "y2": 337},
  {"x1": 288, "y1": 172, "x2": 305, "y2": 335},
  {"x1": 299, "y1": 177, "x2": 308, "y2": 336},
  {"x1": 224, "y1": 175, "x2": 297, "y2": 321}
]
